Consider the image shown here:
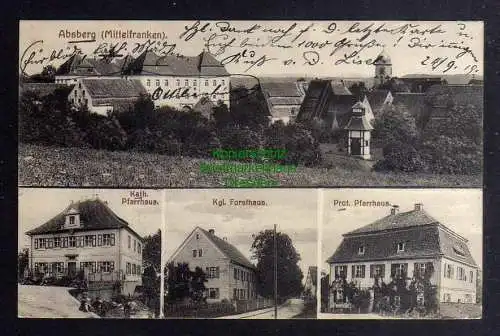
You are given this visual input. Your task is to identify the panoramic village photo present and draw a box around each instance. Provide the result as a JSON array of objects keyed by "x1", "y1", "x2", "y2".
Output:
[
  {"x1": 17, "y1": 188, "x2": 163, "y2": 318},
  {"x1": 319, "y1": 189, "x2": 482, "y2": 319},
  {"x1": 162, "y1": 189, "x2": 318, "y2": 319},
  {"x1": 18, "y1": 20, "x2": 483, "y2": 187}
]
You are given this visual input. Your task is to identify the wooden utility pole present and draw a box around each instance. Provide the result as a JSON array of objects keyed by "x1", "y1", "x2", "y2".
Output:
[{"x1": 274, "y1": 224, "x2": 278, "y2": 319}]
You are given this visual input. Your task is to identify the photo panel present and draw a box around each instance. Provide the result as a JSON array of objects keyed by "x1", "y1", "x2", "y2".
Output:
[
  {"x1": 162, "y1": 189, "x2": 319, "y2": 319},
  {"x1": 19, "y1": 20, "x2": 483, "y2": 188},
  {"x1": 17, "y1": 188, "x2": 163, "y2": 318},
  {"x1": 319, "y1": 188, "x2": 482, "y2": 319}
]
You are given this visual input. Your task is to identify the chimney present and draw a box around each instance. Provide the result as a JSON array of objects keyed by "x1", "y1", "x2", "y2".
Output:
[
  {"x1": 414, "y1": 203, "x2": 423, "y2": 211},
  {"x1": 209, "y1": 229, "x2": 215, "y2": 235},
  {"x1": 390, "y1": 205, "x2": 399, "y2": 215}
]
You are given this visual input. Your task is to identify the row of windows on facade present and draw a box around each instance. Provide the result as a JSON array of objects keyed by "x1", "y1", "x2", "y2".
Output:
[
  {"x1": 444, "y1": 263, "x2": 473, "y2": 282},
  {"x1": 34, "y1": 234, "x2": 141, "y2": 254},
  {"x1": 334, "y1": 263, "x2": 473, "y2": 283},
  {"x1": 443, "y1": 293, "x2": 474, "y2": 303},
  {"x1": 34, "y1": 261, "x2": 115, "y2": 273},
  {"x1": 125, "y1": 262, "x2": 142, "y2": 276},
  {"x1": 145, "y1": 79, "x2": 226, "y2": 88},
  {"x1": 357, "y1": 242, "x2": 405, "y2": 256},
  {"x1": 201, "y1": 288, "x2": 254, "y2": 300},
  {"x1": 199, "y1": 265, "x2": 254, "y2": 282}
]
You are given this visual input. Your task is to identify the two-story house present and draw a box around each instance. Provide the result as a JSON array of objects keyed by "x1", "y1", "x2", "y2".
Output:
[
  {"x1": 326, "y1": 203, "x2": 478, "y2": 309},
  {"x1": 26, "y1": 197, "x2": 144, "y2": 295},
  {"x1": 168, "y1": 227, "x2": 257, "y2": 302}
]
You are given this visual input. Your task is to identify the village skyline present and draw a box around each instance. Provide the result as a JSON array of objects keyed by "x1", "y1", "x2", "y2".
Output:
[{"x1": 19, "y1": 20, "x2": 483, "y2": 78}]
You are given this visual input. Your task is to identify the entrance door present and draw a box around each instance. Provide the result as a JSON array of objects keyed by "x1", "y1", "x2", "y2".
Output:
[
  {"x1": 68, "y1": 262, "x2": 77, "y2": 277},
  {"x1": 351, "y1": 138, "x2": 361, "y2": 155}
]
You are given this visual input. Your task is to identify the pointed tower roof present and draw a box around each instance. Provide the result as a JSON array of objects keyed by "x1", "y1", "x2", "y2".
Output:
[{"x1": 344, "y1": 101, "x2": 374, "y2": 131}]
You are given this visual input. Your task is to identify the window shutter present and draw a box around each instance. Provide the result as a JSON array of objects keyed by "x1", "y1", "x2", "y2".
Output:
[
  {"x1": 111, "y1": 234, "x2": 115, "y2": 246},
  {"x1": 98, "y1": 235, "x2": 103, "y2": 246},
  {"x1": 391, "y1": 264, "x2": 396, "y2": 277},
  {"x1": 216, "y1": 267, "x2": 220, "y2": 278},
  {"x1": 361, "y1": 265, "x2": 365, "y2": 278},
  {"x1": 414, "y1": 263, "x2": 418, "y2": 277},
  {"x1": 380, "y1": 265, "x2": 385, "y2": 278},
  {"x1": 351, "y1": 265, "x2": 355, "y2": 278},
  {"x1": 370, "y1": 265, "x2": 374, "y2": 278}
]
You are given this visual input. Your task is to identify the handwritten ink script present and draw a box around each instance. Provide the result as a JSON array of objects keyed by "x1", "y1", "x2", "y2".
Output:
[{"x1": 20, "y1": 21, "x2": 482, "y2": 76}]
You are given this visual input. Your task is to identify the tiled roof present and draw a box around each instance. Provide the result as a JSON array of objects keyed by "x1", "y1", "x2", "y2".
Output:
[
  {"x1": 392, "y1": 93, "x2": 427, "y2": 117},
  {"x1": 26, "y1": 199, "x2": 141, "y2": 240},
  {"x1": 260, "y1": 81, "x2": 304, "y2": 98},
  {"x1": 330, "y1": 82, "x2": 353, "y2": 96},
  {"x1": 56, "y1": 55, "x2": 121, "y2": 76},
  {"x1": 327, "y1": 225, "x2": 441, "y2": 263},
  {"x1": 439, "y1": 227, "x2": 477, "y2": 266},
  {"x1": 81, "y1": 78, "x2": 147, "y2": 99},
  {"x1": 327, "y1": 208, "x2": 477, "y2": 268},
  {"x1": 426, "y1": 84, "x2": 483, "y2": 108},
  {"x1": 345, "y1": 209, "x2": 438, "y2": 235},
  {"x1": 21, "y1": 83, "x2": 74, "y2": 97},
  {"x1": 199, "y1": 228, "x2": 255, "y2": 269},
  {"x1": 125, "y1": 51, "x2": 229, "y2": 76}
]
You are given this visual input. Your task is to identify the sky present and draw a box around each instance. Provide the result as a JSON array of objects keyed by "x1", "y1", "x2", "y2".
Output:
[
  {"x1": 320, "y1": 189, "x2": 483, "y2": 273},
  {"x1": 18, "y1": 188, "x2": 163, "y2": 251},
  {"x1": 19, "y1": 20, "x2": 483, "y2": 78},
  {"x1": 163, "y1": 189, "x2": 318, "y2": 280}
]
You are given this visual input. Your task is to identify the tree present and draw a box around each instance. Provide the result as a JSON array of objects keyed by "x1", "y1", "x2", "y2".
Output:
[
  {"x1": 211, "y1": 100, "x2": 231, "y2": 128},
  {"x1": 251, "y1": 229, "x2": 303, "y2": 299},
  {"x1": 18, "y1": 249, "x2": 29, "y2": 281},
  {"x1": 320, "y1": 273, "x2": 330, "y2": 311},
  {"x1": 165, "y1": 262, "x2": 208, "y2": 303},
  {"x1": 230, "y1": 86, "x2": 270, "y2": 129},
  {"x1": 373, "y1": 103, "x2": 419, "y2": 146},
  {"x1": 142, "y1": 230, "x2": 161, "y2": 271}
]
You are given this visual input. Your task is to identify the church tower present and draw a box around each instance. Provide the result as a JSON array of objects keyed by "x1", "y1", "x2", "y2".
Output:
[{"x1": 374, "y1": 50, "x2": 392, "y2": 87}]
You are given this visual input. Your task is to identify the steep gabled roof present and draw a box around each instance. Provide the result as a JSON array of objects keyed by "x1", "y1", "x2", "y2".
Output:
[
  {"x1": 307, "y1": 266, "x2": 318, "y2": 286},
  {"x1": 439, "y1": 227, "x2": 477, "y2": 266},
  {"x1": 25, "y1": 199, "x2": 142, "y2": 241},
  {"x1": 198, "y1": 228, "x2": 255, "y2": 269},
  {"x1": 345, "y1": 209, "x2": 438, "y2": 235}
]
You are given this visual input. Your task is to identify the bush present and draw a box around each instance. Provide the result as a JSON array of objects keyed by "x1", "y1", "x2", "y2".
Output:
[
  {"x1": 264, "y1": 122, "x2": 322, "y2": 166},
  {"x1": 374, "y1": 141, "x2": 427, "y2": 173}
]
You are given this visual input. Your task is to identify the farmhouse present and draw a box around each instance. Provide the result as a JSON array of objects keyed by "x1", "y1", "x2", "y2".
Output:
[
  {"x1": 326, "y1": 203, "x2": 478, "y2": 310},
  {"x1": 123, "y1": 50, "x2": 231, "y2": 111},
  {"x1": 168, "y1": 227, "x2": 257, "y2": 302},
  {"x1": 26, "y1": 197, "x2": 144, "y2": 296},
  {"x1": 69, "y1": 78, "x2": 148, "y2": 115}
]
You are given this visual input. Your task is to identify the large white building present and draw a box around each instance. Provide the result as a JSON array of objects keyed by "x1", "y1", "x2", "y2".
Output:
[
  {"x1": 56, "y1": 50, "x2": 231, "y2": 113},
  {"x1": 326, "y1": 203, "x2": 478, "y2": 309},
  {"x1": 168, "y1": 227, "x2": 257, "y2": 302},
  {"x1": 26, "y1": 198, "x2": 144, "y2": 295}
]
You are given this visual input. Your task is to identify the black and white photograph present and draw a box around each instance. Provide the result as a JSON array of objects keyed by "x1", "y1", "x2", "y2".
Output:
[
  {"x1": 162, "y1": 189, "x2": 318, "y2": 319},
  {"x1": 17, "y1": 188, "x2": 163, "y2": 318},
  {"x1": 18, "y1": 20, "x2": 483, "y2": 188},
  {"x1": 319, "y1": 189, "x2": 482, "y2": 319}
]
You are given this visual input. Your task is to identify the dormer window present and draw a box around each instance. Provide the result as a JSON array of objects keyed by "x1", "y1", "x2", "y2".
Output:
[
  {"x1": 65, "y1": 207, "x2": 80, "y2": 229},
  {"x1": 358, "y1": 246, "x2": 365, "y2": 255},
  {"x1": 453, "y1": 245, "x2": 466, "y2": 257},
  {"x1": 397, "y1": 242, "x2": 405, "y2": 253}
]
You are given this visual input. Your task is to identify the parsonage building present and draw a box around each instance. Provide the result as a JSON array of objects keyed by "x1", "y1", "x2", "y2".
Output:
[
  {"x1": 168, "y1": 227, "x2": 257, "y2": 302},
  {"x1": 326, "y1": 203, "x2": 478, "y2": 309},
  {"x1": 26, "y1": 197, "x2": 144, "y2": 295}
]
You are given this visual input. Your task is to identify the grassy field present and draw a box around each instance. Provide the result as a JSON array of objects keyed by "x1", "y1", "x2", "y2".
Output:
[
  {"x1": 18, "y1": 144, "x2": 482, "y2": 187},
  {"x1": 439, "y1": 303, "x2": 482, "y2": 319}
]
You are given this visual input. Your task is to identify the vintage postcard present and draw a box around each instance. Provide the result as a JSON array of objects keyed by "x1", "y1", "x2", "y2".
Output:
[
  {"x1": 18, "y1": 20, "x2": 483, "y2": 188},
  {"x1": 17, "y1": 188, "x2": 163, "y2": 318},
  {"x1": 162, "y1": 189, "x2": 318, "y2": 319},
  {"x1": 318, "y1": 189, "x2": 482, "y2": 319}
]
